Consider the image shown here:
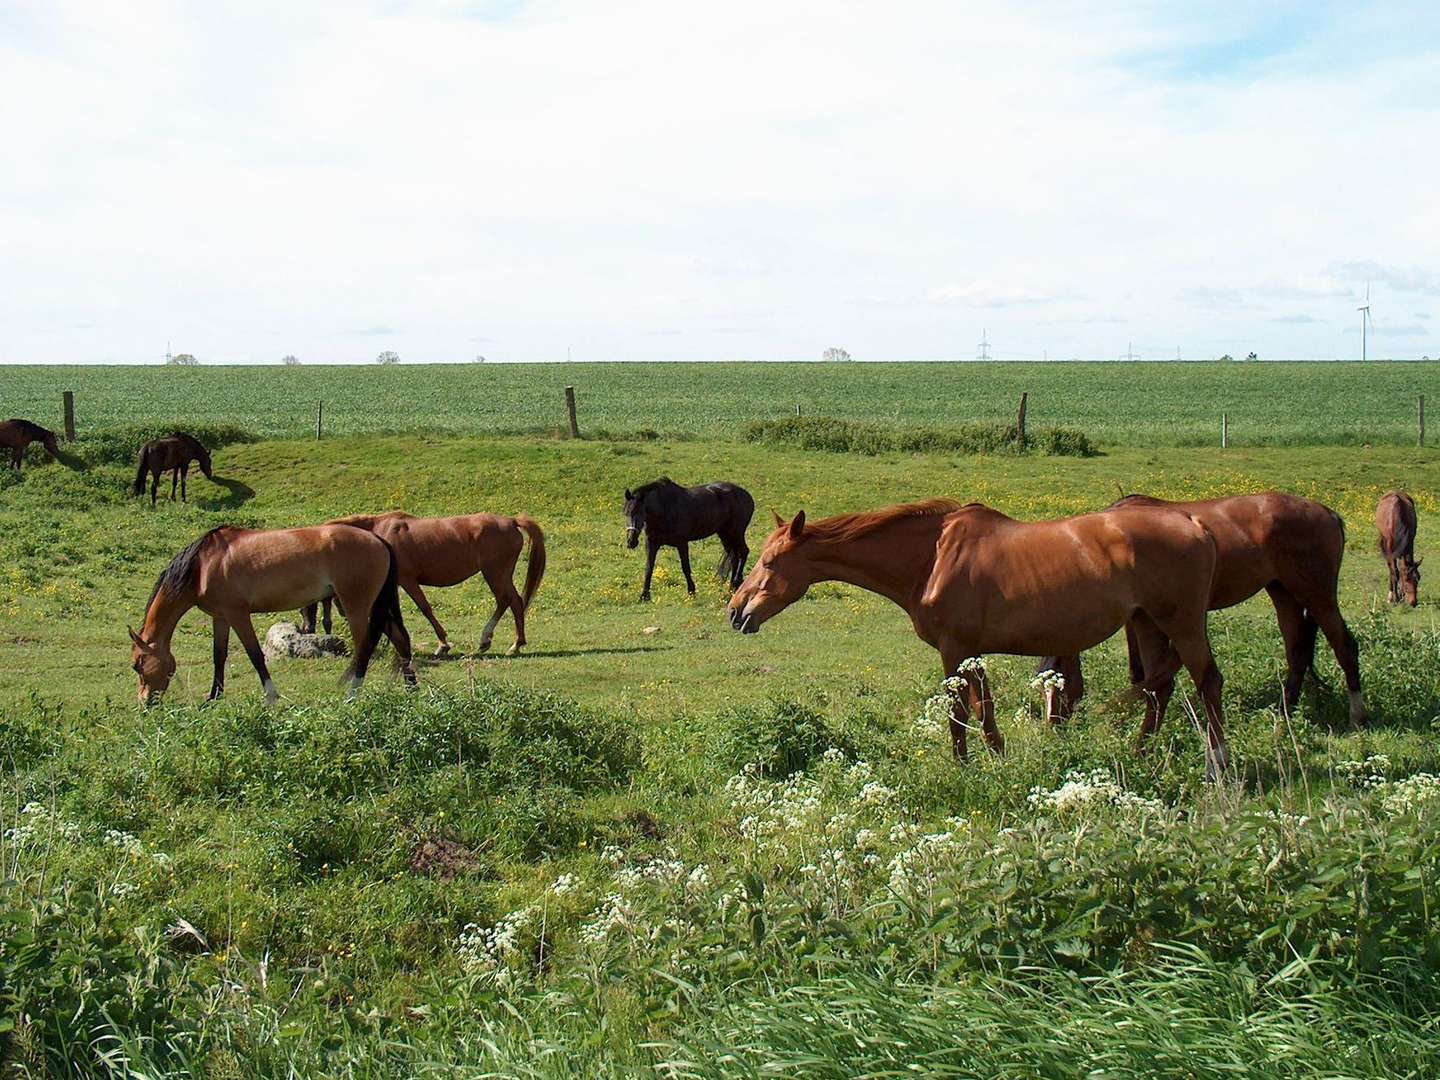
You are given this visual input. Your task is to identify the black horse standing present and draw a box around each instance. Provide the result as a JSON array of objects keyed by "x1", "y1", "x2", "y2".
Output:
[{"x1": 623, "y1": 478, "x2": 754, "y2": 600}]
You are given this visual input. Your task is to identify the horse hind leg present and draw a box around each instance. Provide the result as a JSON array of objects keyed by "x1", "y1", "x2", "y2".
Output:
[
  {"x1": 1145, "y1": 612, "x2": 1227, "y2": 780},
  {"x1": 1265, "y1": 584, "x2": 1310, "y2": 715},
  {"x1": 1129, "y1": 614, "x2": 1181, "y2": 750},
  {"x1": 170, "y1": 468, "x2": 179, "y2": 501},
  {"x1": 1307, "y1": 598, "x2": 1366, "y2": 728}
]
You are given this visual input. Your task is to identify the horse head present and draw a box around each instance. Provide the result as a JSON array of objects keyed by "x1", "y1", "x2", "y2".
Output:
[
  {"x1": 129, "y1": 626, "x2": 177, "y2": 706},
  {"x1": 729, "y1": 510, "x2": 811, "y2": 633}
]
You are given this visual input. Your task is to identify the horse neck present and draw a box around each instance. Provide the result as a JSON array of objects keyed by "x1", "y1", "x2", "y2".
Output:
[
  {"x1": 142, "y1": 588, "x2": 195, "y2": 649},
  {"x1": 804, "y1": 517, "x2": 946, "y2": 609}
]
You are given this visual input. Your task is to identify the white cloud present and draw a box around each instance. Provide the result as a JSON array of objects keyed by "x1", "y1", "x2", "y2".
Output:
[{"x1": 1, "y1": 0, "x2": 1438, "y2": 362}]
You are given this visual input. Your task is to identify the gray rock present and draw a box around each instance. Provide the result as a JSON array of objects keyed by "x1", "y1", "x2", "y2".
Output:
[{"x1": 263, "y1": 621, "x2": 349, "y2": 660}]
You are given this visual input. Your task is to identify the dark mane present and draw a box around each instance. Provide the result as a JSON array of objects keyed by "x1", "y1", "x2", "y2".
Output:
[
  {"x1": 632, "y1": 477, "x2": 682, "y2": 499},
  {"x1": 806, "y1": 498, "x2": 965, "y2": 544},
  {"x1": 148, "y1": 527, "x2": 226, "y2": 608}
]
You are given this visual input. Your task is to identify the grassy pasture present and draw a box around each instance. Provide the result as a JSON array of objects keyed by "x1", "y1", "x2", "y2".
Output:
[
  {"x1": 5, "y1": 359, "x2": 1440, "y2": 446},
  {"x1": 4, "y1": 373, "x2": 1440, "y2": 1075}
]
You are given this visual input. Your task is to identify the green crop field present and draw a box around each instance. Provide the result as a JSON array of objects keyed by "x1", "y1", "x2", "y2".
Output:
[
  {"x1": 5, "y1": 359, "x2": 1440, "y2": 446},
  {"x1": 4, "y1": 365, "x2": 1440, "y2": 1077}
]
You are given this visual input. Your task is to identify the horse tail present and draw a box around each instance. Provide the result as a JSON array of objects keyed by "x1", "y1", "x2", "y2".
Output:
[
  {"x1": 717, "y1": 545, "x2": 741, "y2": 583},
  {"x1": 516, "y1": 515, "x2": 546, "y2": 607},
  {"x1": 367, "y1": 540, "x2": 405, "y2": 644},
  {"x1": 132, "y1": 446, "x2": 150, "y2": 495}
]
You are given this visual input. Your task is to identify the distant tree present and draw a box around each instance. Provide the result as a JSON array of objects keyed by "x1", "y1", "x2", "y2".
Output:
[
  {"x1": 168, "y1": 353, "x2": 198, "y2": 366},
  {"x1": 375, "y1": 350, "x2": 401, "y2": 365},
  {"x1": 1246, "y1": 351, "x2": 1259, "y2": 362},
  {"x1": 282, "y1": 354, "x2": 301, "y2": 366},
  {"x1": 473, "y1": 354, "x2": 487, "y2": 363},
  {"x1": 822, "y1": 347, "x2": 852, "y2": 362},
  {"x1": 1218, "y1": 353, "x2": 1234, "y2": 362}
]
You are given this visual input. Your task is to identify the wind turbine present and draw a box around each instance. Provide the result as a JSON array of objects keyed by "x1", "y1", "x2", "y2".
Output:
[{"x1": 1357, "y1": 284, "x2": 1372, "y2": 362}]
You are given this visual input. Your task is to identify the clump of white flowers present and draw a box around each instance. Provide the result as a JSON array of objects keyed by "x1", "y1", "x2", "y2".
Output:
[
  {"x1": 457, "y1": 905, "x2": 537, "y2": 985},
  {"x1": 1027, "y1": 769, "x2": 1165, "y2": 816},
  {"x1": 1377, "y1": 773, "x2": 1440, "y2": 816},
  {"x1": 1337, "y1": 754, "x2": 1391, "y2": 788},
  {"x1": 5, "y1": 802, "x2": 83, "y2": 846},
  {"x1": 550, "y1": 872, "x2": 580, "y2": 897},
  {"x1": 1030, "y1": 669, "x2": 1066, "y2": 694},
  {"x1": 887, "y1": 817, "x2": 971, "y2": 898}
]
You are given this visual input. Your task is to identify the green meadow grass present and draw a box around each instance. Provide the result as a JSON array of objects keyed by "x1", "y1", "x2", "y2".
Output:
[
  {"x1": 5, "y1": 359, "x2": 1440, "y2": 446},
  {"x1": 4, "y1": 423, "x2": 1440, "y2": 1076}
]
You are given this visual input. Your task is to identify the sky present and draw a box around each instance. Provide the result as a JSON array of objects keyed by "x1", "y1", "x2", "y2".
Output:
[{"x1": 2, "y1": 0, "x2": 1438, "y2": 364}]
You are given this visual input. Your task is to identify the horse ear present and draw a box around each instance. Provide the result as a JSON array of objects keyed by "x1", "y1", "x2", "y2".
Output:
[
  {"x1": 624, "y1": 489, "x2": 633, "y2": 500},
  {"x1": 128, "y1": 626, "x2": 146, "y2": 649},
  {"x1": 771, "y1": 509, "x2": 785, "y2": 529},
  {"x1": 790, "y1": 510, "x2": 806, "y2": 538}
]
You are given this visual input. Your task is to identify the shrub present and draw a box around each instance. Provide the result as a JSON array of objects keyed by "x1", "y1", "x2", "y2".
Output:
[
  {"x1": 711, "y1": 698, "x2": 851, "y2": 776},
  {"x1": 744, "y1": 415, "x2": 1097, "y2": 457}
]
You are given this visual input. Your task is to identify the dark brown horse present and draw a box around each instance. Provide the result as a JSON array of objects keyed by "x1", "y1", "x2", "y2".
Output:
[
  {"x1": 623, "y1": 478, "x2": 754, "y2": 600},
  {"x1": 729, "y1": 499, "x2": 1231, "y2": 778},
  {"x1": 130, "y1": 525, "x2": 416, "y2": 706},
  {"x1": 1041, "y1": 492, "x2": 1365, "y2": 728},
  {"x1": 1377, "y1": 491, "x2": 1420, "y2": 607},
  {"x1": 133, "y1": 432, "x2": 214, "y2": 506},
  {"x1": 1, "y1": 419, "x2": 61, "y2": 471},
  {"x1": 300, "y1": 511, "x2": 546, "y2": 655}
]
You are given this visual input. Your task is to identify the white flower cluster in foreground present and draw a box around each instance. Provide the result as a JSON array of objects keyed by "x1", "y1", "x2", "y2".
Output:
[
  {"x1": 5, "y1": 802, "x2": 84, "y2": 845},
  {"x1": 458, "y1": 906, "x2": 537, "y2": 985},
  {"x1": 1377, "y1": 773, "x2": 1440, "y2": 816},
  {"x1": 1337, "y1": 754, "x2": 1391, "y2": 788},
  {"x1": 1027, "y1": 769, "x2": 1165, "y2": 816},
  {"x1": 1030, "y1": 669, "x2": 1066, "y2": 694}
]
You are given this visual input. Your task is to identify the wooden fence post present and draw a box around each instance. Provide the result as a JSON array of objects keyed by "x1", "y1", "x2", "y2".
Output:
[
  {"x1": 1420, "y1": 395, "x2": 1426, "y2": 448},
  {"x1": 565, "y1": 386, "x2": 579, "y2": 438},
  {"x1": 1221, "y1": 413, "x2": 1228, "y2": 449},
  {"x1": 796, "y1": 403, "x2": 802, "y2": 417},
  {"x1": 316, "y1": 401, "x2": 323, "y2": 441},
  {"x1": 1016, "y1": 392, "x2": 1028, "y2": 443},
  {"x1": 62, "y1": 391, "x2": 75, "y2": 442}
]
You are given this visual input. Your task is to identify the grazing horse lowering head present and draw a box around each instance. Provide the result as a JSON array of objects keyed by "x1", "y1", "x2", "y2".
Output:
[
  {"x1": 1402, "y1": 557, "x2": 1423, "y2": 607},
  {"x1": 728, "y1": 511, "x2": 811, "y2": 633},
  {"x1": 129, "y1": 626, "x2": 176, "y2": 706}
]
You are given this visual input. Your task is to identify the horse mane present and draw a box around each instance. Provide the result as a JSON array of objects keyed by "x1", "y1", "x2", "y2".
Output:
[
  {"x1": 148, "y1": 527, "x2": 226, "y2": 607},
  {"x1": 172, "y1": 431, "x2": 210, "y2": 457},
  {"x1": 804, "y1": 498, "x2": 966, "y2": 544},
  {"x1": 328, "y1": 511, "x2": 408, "y2": 529},
  {"x1": 632, "y1": 477, "x2": 682, "y2": 499}
]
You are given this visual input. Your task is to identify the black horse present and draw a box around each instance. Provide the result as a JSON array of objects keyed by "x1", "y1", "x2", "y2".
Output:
[{"x1": 623, "y1": 478, "x2": 754, "y2": 601}]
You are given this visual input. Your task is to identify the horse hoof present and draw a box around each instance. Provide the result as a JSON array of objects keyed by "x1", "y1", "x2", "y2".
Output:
[
  {"x1": 435, "y1": 642, "x2": 451, "y2": 657},
  {"x1": 507, "y1": 643, "x2": 523, "y2": 656}
]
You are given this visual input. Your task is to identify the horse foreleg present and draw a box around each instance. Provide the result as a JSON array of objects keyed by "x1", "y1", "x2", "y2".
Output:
[
  {"x1": 229, "y1": 614, "x2": 278, "y2": 704},
  {"x1": 180, "y1": 464, "x2": 189, "y2": 503},
  {"x1": 299, "y1": 603, "x2": 317, "y2": 635},
  {"x1": 641, "y1": 539, "x2": 659, "y2": 601},
  {"x1": 967, "y1": 665, "x2": 1003, "y2": 754},
  {"x1": 170, "y1": 469, "x2": 179, "y2": 502},
  {"x1": 322, "y1": 597, "x2": 334, "y2": 635},
  {"x1": 209, "y1": 617, "x2": 231, "y2": 700},
  {"x1": 150, "y1": 470, "x2": 160, "y2": 506},
  {"x1": 677, "y1": 542, "x2": 696, "y2": 595},
  {"x1": 402, "y1": 581, "x2": 450, "y2": 655}
]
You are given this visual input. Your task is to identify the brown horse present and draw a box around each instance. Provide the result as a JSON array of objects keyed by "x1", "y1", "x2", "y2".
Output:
[
  {"x1": 729, "y1": 499, "x2": 1231, "y2": 778},
  {"x1": 133, "y1": 432, "x2": 214, "y2": 506},
  {"x1": 1376, "y1": 491, "x2": 1420, "y2": 607},
  {"x1": 1, "y1": 419, "x2": 61, "y2": 471},
  {"x1": 129, "y1": 525, "x2": 416, "y2": 706},
  {"x1": 1041, "y1": 492, "x2": 1365, "y2": 728},
  {"x1": 299, "y1": 512, "x2": 546, "y2": 655}
]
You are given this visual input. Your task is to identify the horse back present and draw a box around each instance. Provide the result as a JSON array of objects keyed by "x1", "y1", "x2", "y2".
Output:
[
  {"x1": 194, "y1": 525, "x2": 392, "y2": 613},
  {"x1": 1376, "y1": 491, "x2": 1417, "y2": 559}
]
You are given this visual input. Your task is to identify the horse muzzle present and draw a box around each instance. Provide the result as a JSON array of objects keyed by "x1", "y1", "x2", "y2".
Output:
[
  {"x1": 729, "y1": 605, "x2": 761, "y2": 634},
  {"x1": 625, "y1": 528, "x2": 639, "y2": 549}
]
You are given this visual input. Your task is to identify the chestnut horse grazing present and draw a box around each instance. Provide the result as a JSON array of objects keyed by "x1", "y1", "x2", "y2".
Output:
[
  {"x1": 129, "y1": 524, "x2": 416, "y2": 706},
  {"x1": 729, "y1": 499, "x2": 1231, "y2": 778},
  {"x1": 1, "y1": 419, "x2": 61, "y2": 471},
  {"x1": 1042, "y1": 492, "x2": 1365, "y2": 728},
  {"x1": 1376, "y1": 491, "x2": 1420, "y2": 607},
  {"x1": 133, "y1": 432, "x2": 214, "y2": 505},
  {"x1": 300, "y1": 512, "x2": 546, "y2": 655}
]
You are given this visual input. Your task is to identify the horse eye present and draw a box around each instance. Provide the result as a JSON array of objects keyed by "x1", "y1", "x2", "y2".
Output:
[{"x1": 132, "y1": 661, "x2": 142, "y2": 673}]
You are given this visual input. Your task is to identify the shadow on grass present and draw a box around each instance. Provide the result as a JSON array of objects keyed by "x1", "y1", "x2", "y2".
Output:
[
  {"x1": 415, "y1": 645, "x2": 667, "y2": 665},
  {"x1": 200, "y1": 475, "x2": 256, "y2": 508}
]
